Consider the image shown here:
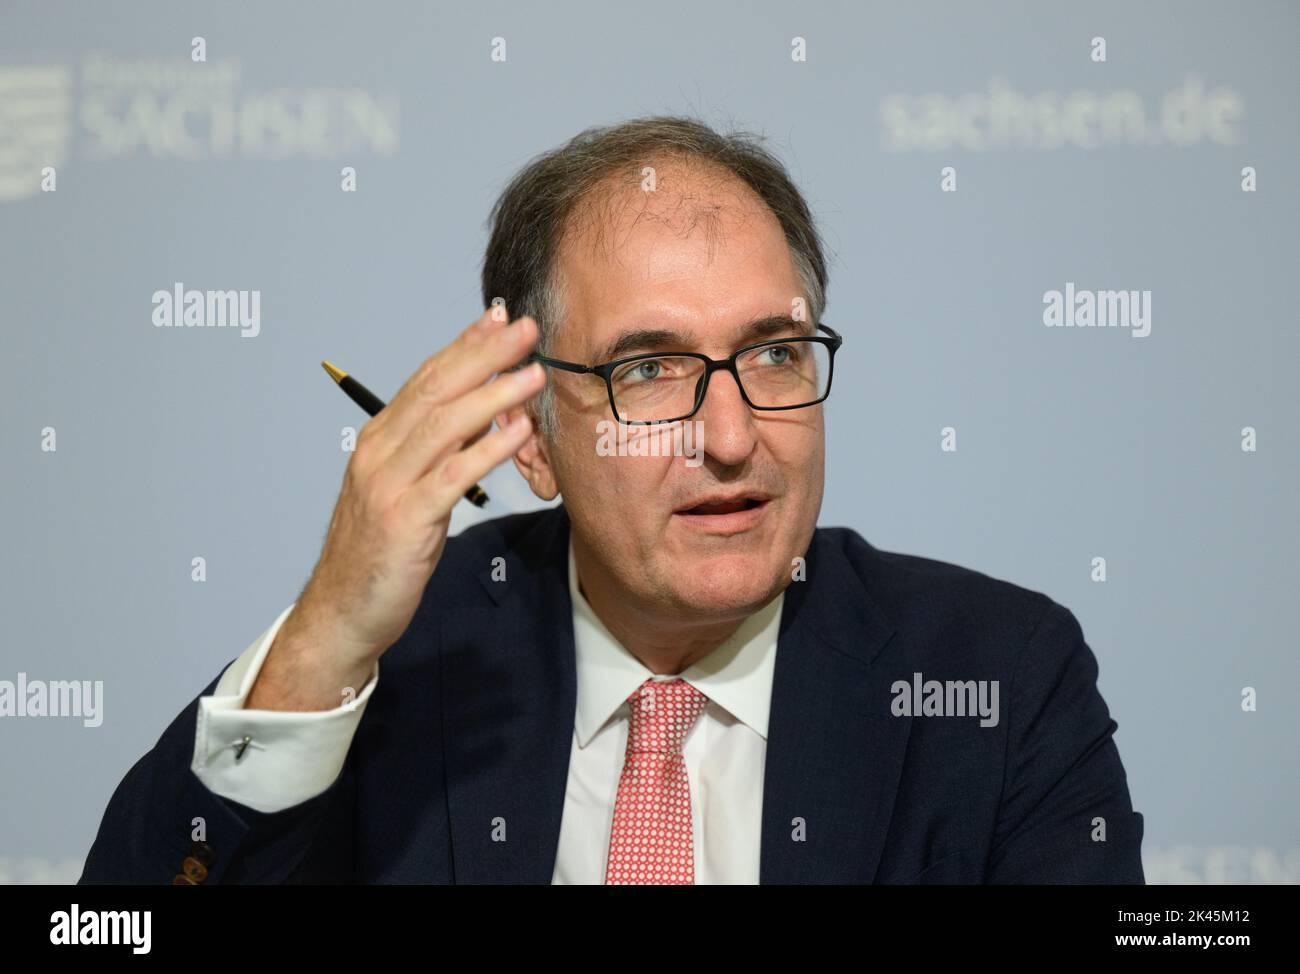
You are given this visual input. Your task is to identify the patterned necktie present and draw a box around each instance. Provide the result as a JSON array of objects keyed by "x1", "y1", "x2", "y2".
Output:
[{"x1": 604, "y1": 677, "x2": 710, "y2": 885}]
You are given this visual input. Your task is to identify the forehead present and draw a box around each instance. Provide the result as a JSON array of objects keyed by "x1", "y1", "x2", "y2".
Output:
[{"x1": 551, "y1": 164, "x2": 804, "y2": 357}]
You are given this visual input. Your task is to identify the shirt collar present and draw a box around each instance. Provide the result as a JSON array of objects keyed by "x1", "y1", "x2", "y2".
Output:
[{"x1": 569, "y1": 534, "x2": 782, "y2": 748}]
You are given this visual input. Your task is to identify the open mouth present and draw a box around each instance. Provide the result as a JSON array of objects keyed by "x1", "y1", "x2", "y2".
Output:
[
  {"x1": 681, "y1": 498, "x2": 765, "y2": 516},
  {"x1": 672, "y1": 495, "x2": 771, "y2": 534}
]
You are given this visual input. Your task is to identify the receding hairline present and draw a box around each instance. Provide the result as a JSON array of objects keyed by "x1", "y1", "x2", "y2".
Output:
[
  {"x1": 556, "y1": 152, "x2": 771, "y2": 267},
  {"x1": 543, "y1": 155, "x2": 793, "y2": 357}
]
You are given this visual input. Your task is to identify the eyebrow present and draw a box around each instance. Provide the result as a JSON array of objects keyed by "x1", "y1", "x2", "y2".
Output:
[{"x1": 593, "y1": 314, "x2": 814, "y2": 363}]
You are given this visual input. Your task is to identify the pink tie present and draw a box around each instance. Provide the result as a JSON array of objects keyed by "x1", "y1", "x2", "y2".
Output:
[{"x1": 604, "y1": 677, "x2": 709, "y2": 885}]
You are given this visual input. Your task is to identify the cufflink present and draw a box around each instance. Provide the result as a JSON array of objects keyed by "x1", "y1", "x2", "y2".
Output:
[{"x1": 229, "y1": 735, "x2": 267, "y2": 761}]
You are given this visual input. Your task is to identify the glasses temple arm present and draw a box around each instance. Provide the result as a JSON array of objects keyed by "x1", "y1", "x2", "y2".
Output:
[{"x1": 526, "y1": 352, "x2": 592, "y2": 375}]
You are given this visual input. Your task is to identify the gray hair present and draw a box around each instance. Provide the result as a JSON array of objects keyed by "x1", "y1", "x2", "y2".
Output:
[{"x1": 481, "y1": 114, "x2": 829, "y2": 440}]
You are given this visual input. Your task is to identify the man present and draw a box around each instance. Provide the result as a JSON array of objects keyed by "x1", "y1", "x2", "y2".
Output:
[{"x1": 80, "y1": 115, "x2": 1144, "y2": 884}]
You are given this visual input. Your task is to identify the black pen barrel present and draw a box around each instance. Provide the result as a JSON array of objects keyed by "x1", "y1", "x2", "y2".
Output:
[
  {"x1": 339, "y1": 375, "x2": 386, "y2": 417},
  {"x1": 334, "y1": 370, "x2": 487, "y2": 507}
]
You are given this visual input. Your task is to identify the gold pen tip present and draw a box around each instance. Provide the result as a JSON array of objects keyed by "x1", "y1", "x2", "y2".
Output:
[{"x1": 321, "y1": 360, "x2": 347, "y2": 383}]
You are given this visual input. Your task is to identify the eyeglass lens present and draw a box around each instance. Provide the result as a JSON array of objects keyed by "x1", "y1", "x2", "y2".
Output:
[{"x1": 609, "y1": 339, "x2": 832, "y2": 423}]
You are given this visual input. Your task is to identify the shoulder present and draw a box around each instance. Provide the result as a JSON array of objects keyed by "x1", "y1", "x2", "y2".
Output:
[
  {"x1": 811, "y1": 524, "x2": 1069, "y2": 669},
  {"x1": 371, "y1": 506, "x2": 563, "y2": 673},
  {"x1": 446, "y1": 506, "x2": 559, "y2": 557},
  {"x1": 425, "y1": 505, "x2": 562, "y2": 598}
]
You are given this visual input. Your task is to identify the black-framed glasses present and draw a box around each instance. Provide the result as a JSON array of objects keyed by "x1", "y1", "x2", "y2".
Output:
[{"x1": 527, "y1": 322, "x2": 843, "y2": 425}]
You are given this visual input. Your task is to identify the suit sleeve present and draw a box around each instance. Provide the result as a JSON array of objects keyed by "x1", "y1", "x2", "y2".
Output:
[
  {"x1": 78, "y1": 610, "x2": 365, "y2": 885},
  {"x1": 986, "y1": 600, "x2": 1145, "y2": 884}
]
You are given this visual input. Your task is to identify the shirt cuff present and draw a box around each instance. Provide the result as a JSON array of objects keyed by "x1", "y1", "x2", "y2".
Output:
[{"x1": 191, "y1": 603, "x2": 380, "y2": 814}]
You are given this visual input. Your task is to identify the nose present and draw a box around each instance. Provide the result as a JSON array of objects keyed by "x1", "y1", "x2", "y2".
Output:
[{"x1": 691, "y1": 366, "x2": 758, "y2": 465}]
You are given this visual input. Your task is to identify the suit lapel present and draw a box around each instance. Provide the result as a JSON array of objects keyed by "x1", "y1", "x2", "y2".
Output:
[
  {"x1": 760, "y1": 530, "x2": 908, "y2": 883},
  {"x1": 441, "y1": 505, "x2": 576, "y2": 883},
  {"x1": 438, "y1": 506, "x2": 909, "y2": 885}
]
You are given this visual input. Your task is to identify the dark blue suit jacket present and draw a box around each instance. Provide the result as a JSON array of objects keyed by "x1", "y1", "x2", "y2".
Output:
[{"x1": 80, "y1": 503, "x2": 1144, "y2": 884}]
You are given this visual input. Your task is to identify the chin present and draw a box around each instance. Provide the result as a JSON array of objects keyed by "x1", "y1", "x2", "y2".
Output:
[{"x1": 663, "y1": 550, "x2": 785, "y2": 615}]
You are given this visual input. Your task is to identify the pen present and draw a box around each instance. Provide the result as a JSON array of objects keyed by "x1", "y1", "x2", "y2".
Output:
[{"x1": 321, "y1": 360, "x2": 489, "y2": 508}]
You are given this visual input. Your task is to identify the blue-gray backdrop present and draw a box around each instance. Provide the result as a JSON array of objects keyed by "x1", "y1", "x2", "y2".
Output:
[{"x1": 1, "y1": 0, "x2": 1296, "y2": 883}]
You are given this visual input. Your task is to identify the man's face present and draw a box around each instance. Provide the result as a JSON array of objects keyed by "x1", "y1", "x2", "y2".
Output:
[{"x1": 526, "y1": 165, "x2": 825, "y2": 622}]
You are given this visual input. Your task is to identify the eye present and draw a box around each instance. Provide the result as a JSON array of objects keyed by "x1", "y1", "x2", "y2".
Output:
[
  {"x1": 614, "y1": 358, "x2": 670, "y2": 384},
  {"x1": 753, "y1": 344, "x2": 799, "y2": 366}
]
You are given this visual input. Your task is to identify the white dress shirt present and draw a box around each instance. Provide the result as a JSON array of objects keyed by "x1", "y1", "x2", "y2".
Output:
[{"x1": 192, "y1": 537, "x2": 784, "y2": 884}]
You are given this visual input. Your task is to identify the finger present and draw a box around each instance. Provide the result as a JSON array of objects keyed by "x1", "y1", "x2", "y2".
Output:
[
  {"x1": 365, "y1": 309, "x2": 538, "y2": 463},
  {"x1": 381, "y1": 359, "x2": 545, "y2": 489},
  {"x1": 399, "y1": 412, "x2": 536, "y2": 521},
  {"x1": 365, "y1": 306, "x2": 521, "y2": 453}
]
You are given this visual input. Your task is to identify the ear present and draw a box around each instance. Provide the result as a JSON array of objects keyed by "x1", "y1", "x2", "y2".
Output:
[{"x1": 496, "y1": 400, "x2": 559, "y2": 501}]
